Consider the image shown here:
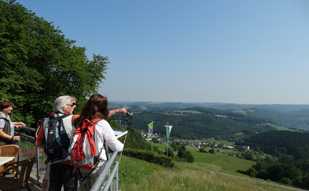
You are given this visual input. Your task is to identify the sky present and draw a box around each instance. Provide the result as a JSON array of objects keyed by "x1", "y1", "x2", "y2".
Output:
[{"x1": 18, "y1": 0, "x2": 309, "y2": 104}]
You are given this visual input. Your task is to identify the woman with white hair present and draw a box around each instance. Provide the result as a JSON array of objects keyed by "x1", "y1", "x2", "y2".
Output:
[{"x1": 36, "y1": 95, "x2": 78, "y2": 191}]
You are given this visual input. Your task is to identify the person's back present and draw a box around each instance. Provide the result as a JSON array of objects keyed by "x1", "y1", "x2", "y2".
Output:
[
  {"x1": 72, "y1": 94, "x2": 124, "y2": 191},
  {"x1": 41, "y1": 112, "x2": 72, "y2": 162},
  {"x1": 36, "y1": 96, "x2": 78, "y2": 191}
]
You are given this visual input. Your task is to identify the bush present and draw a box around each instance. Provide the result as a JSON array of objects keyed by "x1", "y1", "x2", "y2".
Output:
[
  {"x1": 184, "y1": 150, "x2": 194, "y2": 163},
  {"x1": 280, "y1": 177, "x2": 292, "y2": 185},
  {"x1": 123, "y1": 128, "x2": 151, "y2": 150},
  {"x1": 244, "y1": 168, "x2": 257, "y2": 177},
  {"x1": 209, "y1": 149, "x2": 215, "y2": 154},
  {"x1": 176, "y1": 145, "x2": 194, "y2": 163},
  {"x1": 124, "y1": 149, "x2": 174, "y2": 168},
  {"x1": 199, "y1": 147, "x2": 207, "y2": 153},
  {"x1": 163, "y1": 147, "x2": 175, "y2": 158}
]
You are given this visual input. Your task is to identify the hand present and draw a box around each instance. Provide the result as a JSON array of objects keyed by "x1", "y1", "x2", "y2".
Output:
[
  {"x1": 13, "y1": 136, "x2": 20, "y2": 142},
  {"x1": 119, "y1": 108, "x2": 128, "y2": 114},
  {"x1": 108, "y1": 108, "x2": 129, "y2": 118},
  {"x1": 15, "y1": 122, "x2": 26, "y2": 128}
]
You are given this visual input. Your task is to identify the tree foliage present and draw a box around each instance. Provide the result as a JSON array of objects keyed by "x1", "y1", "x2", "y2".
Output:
[
  {"x1": 0, "y1": 1, "x2": 107, "y2": 124},
  {"x1": 242, "y1": 131, "x2": 309, "y2": 189}
]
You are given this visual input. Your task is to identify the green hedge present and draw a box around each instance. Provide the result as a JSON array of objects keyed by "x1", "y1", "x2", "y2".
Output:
[{"x1": 124, "y1": 149, "x2": 174, "y2": 168}]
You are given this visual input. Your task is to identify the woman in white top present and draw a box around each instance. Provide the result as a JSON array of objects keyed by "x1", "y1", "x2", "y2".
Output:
[{"x1": 76, "y1": 94, "x2": 124, "y2": 190}]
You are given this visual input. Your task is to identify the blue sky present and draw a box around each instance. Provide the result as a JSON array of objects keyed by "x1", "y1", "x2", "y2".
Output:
[{"x1": 19, "y1": 0, "x2": 309, "y2": 104}]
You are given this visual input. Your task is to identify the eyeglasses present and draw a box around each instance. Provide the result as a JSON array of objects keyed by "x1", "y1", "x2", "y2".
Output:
[{"x1": 68, "y1": 102, "x2": 76, "y2": 107}]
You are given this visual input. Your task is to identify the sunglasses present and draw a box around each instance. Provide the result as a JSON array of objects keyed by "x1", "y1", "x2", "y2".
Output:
[{"x1": 68, "y1": 102, "x2": 76, "y2": 107}]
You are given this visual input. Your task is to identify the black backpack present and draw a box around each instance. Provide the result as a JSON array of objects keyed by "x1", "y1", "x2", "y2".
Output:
[{"x1": 43, "y1": 115, "x2": 70, "y2": 162}]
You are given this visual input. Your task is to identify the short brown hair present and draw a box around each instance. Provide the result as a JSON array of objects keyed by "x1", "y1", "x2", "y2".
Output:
[{"x1": 0, "y1": 101, "x2": 14, "y2": 110}]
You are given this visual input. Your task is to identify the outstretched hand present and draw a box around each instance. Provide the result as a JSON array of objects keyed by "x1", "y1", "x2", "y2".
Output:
[
  {"x1": 108, "y1": 107, "x2": 129, "y2": 118},
  {"x1": 119, "y1": 108, "x2": 128, "y2": 114},
  {"x1": 14, "y1": 122, "x2": 26, "y2": 128}
]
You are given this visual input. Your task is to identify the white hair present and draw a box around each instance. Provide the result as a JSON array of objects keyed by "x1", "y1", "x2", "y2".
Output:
[{"x1": 54, "y1": 95, "x2": 75, "y2": 113}]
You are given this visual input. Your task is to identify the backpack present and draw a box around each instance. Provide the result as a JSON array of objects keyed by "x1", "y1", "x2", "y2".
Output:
[
  {"x1": 43, "y1": 114, "x2": 71, "y2": 162},
  {"x1": 71, "y1": 118, "x2": 102, "y2": 170}
]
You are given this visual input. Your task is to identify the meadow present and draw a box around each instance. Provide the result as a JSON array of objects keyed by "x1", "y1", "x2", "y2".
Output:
[{"x1": 120, "y1": 149, "x2": 303, "y2": 191}]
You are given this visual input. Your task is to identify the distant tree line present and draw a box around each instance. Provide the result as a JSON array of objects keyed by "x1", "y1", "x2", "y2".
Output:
[{"x1": 0, "y1": 1, "x2": 107, "y2": 125}]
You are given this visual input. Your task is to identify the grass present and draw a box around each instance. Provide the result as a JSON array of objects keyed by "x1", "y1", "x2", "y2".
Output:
[
  {"x1": 120, "y1": 148, "x2": 302, "y2": 191},
  {"x1": 120, "y1": 156, "x2": 164, "y2": 190},
  {"x1": 188, "y1": 148, "x2": 254, "y2": 175}
]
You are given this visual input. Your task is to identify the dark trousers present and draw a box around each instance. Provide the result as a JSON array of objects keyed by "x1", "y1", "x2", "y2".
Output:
[{"x1": 49, "y1": 163, "x2": 77, "y2": 191}]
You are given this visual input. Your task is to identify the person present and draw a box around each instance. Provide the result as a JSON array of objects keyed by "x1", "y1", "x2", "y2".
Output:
[
  {"x1": 36, "y1": 95, "x2": 127, "y2": 191},
  {"x1": 74, "y1": 94, "x2": 124, "y2": 191},
  {"x1": 36, "y1": 95, "x2": 78, "y2": 191},
  {"x1": 0, "y1": 100, "x2": 26, "y2": 144}
]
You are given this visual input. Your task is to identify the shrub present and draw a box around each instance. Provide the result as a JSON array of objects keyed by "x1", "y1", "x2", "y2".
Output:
[
  {"x1": 163, "y1": 147, "x2": 175, "y2": 158},
  {"x1": 209, "y1": 149, "x2": 215, "y2": 154},
  {"x1": 176, "y1": 145, "x2": 194, "y2": 163}
]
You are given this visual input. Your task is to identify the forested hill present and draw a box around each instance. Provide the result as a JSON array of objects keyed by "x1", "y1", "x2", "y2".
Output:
[
  {"x1": 192, "y1": 104, "x2": 309, "y2": 130},
  {"x1": 113, "y1": 102, "x2": 309, "y2": 130},
  {"x1": 242, "y1": 130, "x2": 309, "y2": 160},
  {"x1": 129, "y1": 106, "x2": 278, "y2": 139},
  {"x1": 241, "y1": 130, "x2": 309, "y2": 189}
]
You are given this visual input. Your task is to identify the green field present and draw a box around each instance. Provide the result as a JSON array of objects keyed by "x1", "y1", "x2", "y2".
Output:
[
  {"x1": 120, "y1": 149, "x2": 302, "y2": 191},
  {"x1": 185, "y1": 148, "x2": 254, "y2": 175}
]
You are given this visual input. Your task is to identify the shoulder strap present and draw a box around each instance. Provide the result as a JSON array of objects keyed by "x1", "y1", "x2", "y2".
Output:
[
  {"x1": 0, "y1": 117, "x2": 7, "y2": 120},
  {"x1": 0, "y1": 117, "x2": 9, "y2": 122},
  {"x1": 57, "y1": 114, "x2": 70, "y2": 119}
]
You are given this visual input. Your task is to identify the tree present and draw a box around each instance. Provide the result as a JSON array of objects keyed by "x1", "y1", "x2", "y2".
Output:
[{"x1": 0, "y1": 1, "x2": 107, "y2": 125}]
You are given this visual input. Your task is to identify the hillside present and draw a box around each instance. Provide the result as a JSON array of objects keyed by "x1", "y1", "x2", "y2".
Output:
[
  {"x1": 129, "y1": 107, "x2": 277, "y2": 140},
  {"x1": 241, "y1": 131, "x2": 309, "y2": 189},
  {"x1": 120, "y1": 149, "x2": 303, "y2": 191},
  {"x1": 242, "y1": 130, "x2": 309, "y2": 159}
]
